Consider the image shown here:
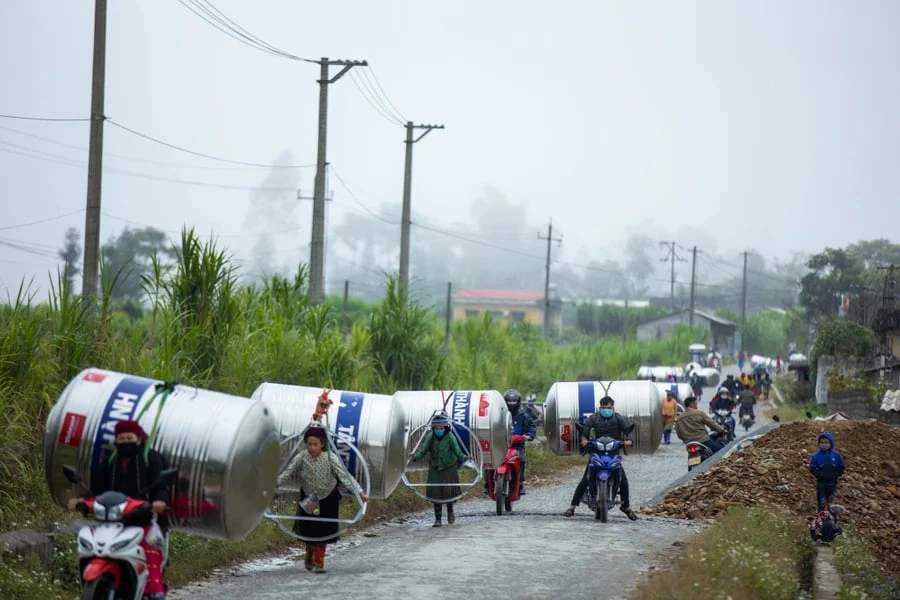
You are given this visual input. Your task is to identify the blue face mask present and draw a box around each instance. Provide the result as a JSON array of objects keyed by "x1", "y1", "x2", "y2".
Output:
[
  {"x1": 433, "y1": 428, "x2": 446, "y2": 438},
  {"x1": 599, "y1": 408, "x2": 614, "y2": 418}
]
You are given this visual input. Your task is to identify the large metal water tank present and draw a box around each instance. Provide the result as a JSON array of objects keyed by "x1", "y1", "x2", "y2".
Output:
[
  {"x1": 394, "y1": 390, "x2": 509, "y2": 470},
  {"x1": 636, "y1": 365, "x2": 684, "y2": 381},
  {"x1": 654, "y1": 382, "x2": 693, "y2": 402},
  {"x1": 250, "y1": 384, "x2": 408, "y2": 500},
  {"x1": 44, "y1": 369, "x2": 281, "y2": 542},
  {"x1": 544, "y1": 380, "x2": 662, "y2": 455}
]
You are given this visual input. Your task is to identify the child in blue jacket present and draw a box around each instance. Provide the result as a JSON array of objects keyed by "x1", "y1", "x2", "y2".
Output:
[{"x1": 808, "y1": 432, "x2": 845, "y2": 510}]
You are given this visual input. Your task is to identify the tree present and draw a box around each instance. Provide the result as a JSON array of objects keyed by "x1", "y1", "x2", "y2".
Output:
[
  {"x1": 101, "y1": 227, "x2": 177, "y2": 300},
  {"x1": 58, "y1": 227, "x2": 81, "y2": 289},
  {"x1": 799, "y1": 248, "x2": 864, "y2": 322},
  {"x1": 809, "y1": 318, "x2": 876, "y2": 374}
]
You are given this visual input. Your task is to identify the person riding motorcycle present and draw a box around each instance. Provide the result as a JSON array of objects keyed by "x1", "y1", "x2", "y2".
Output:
[
  {"x1": 738, "y1": 386, "x2": 756, "y2": 421},
  {"x1": 721, "y1": 374, "x2": 739, "y2": 397},
  {"x1": 484, "y1": 389, "x2": 536, "y2": 496},
  {"x1": 67, "y1": 420, "x2": 171, "y2": 600},
  {"x1": 675, "y1": 396, "x2": 727, "y2": 454},
  {"x1": 562, "y1": 396, "x2": 638, "y2": 521},
  {"x1": 710, "y1": 387, "x2": 736, "y2": 438}
]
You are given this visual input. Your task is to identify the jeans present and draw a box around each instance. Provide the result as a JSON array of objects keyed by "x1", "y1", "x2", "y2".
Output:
[
  {"x1": 811, "y1": 520, "x2": 842, "y2": 543},
  {"x1": 739, "y1": 405, "x2": 755, "y2": 419},
  {"x1": 569, "y1": 464, "x2": 631, "y2": 508},
  {"x1": 816, "y1": 481, "x2": 838, "y2": 511},
  {"x1": 702, "y1": 438, "x2": 724, "y2": 454}
]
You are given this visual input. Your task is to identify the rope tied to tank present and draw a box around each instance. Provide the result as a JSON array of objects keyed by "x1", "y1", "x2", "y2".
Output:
[{"x1": 132, "y1": 381, "x2": 176, "y2": 464}]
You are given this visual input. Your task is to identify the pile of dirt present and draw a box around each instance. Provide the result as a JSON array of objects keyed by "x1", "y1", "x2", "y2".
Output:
[{"x1": 642, "y1": 419, "x2": 900, "y2": 578}]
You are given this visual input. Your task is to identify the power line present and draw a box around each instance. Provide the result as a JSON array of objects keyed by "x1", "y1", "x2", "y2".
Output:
[
  {"x1": 0, "y1": 113, "x2": 89, "y2": 122},
  {"x1": 364, "y1": 68, "x2": 407, "y2": 123},
  {"x1": 106, "y1": 120, "x2": 314, "y2": 168},
  {"x1": 0, "y1": 209, "x2": 85, "y2": 232},
  {"x1": 329, "y1": 166, "x2": 399, "y2": 225},
  {"x1": 175, "y1": 0, "x2": 316, "y2": 63},
  {"x1": 0, "y1": 123, "x2": 312, "y2": 171},
  {"x1": 348, "y1": 70, "x2": 405, "y2": 126}
]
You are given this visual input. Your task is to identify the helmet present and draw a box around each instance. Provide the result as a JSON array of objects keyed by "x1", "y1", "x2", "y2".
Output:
[
  {"x1": 717, "y1": 387, "x2": 730, "y2": 396},
  {"x1": 503, "y1": 389, "x2": 522, "y2": 413}
]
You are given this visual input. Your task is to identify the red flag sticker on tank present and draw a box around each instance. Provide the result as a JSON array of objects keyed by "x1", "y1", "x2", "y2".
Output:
[
  {"x1": 561, "y1": 424, "x2": 572, "y2": 452},
  {"x1": 82, "y1": 371, "x2": 106, "y2": 383},
  {"x1": 478, "y1": 393, "x2": 489, "y2": 417},
  {"x1": 58, "y1": 412, "x2": 87, "y2": 447},
  {"x1": 480, "y1": 439, "x2": 491, "y2": 452}
]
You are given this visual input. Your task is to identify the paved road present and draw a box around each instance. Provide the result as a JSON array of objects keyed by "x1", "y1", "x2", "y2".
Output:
[{"x1": 170, "y1": 366, "x2": 771, "y2": 600}]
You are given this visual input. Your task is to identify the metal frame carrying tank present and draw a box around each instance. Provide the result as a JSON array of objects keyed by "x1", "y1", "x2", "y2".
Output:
[
  {"x1": 544, "y1": 381, "x2": 662, "y2": 455},
  {"x1": 394, "y1": 390, "x2": 509, "y2": 470},
  {"x1": 44, "y1": 369, "x2": 281, "y2": 542},
  {"x1": 250, "y1": 384, "x2": 408, "y2": 500},
  {"x1": 654, "y1": 382, "x2": 693, "y2": 404}
]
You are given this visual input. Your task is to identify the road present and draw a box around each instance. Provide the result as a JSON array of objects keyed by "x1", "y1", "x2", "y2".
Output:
[{"x1": 170, "y1": 366, "x2": 771, "y2": 600}]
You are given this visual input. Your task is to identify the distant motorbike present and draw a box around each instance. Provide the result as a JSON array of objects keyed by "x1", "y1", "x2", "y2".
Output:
[
  {"x1": 487, "y1": 434, "x2": 526, "y2": 515},
  {"x1": 739, "y1": 408, "x2": 755, "y2": 431},
  {"x1": 686, "y1": 440, "x2": 716, "y2": 471},
  {"x1": 713, "y1": 409, "x2": 735, "y2": 443},
  {"x1": 581, "y1": 436, "x2": 625, "y2": 523}
]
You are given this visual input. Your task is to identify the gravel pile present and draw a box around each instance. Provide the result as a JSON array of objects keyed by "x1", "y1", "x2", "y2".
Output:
[{"x1": 642, "y1": 419, "x2": 900, "y2": 577}]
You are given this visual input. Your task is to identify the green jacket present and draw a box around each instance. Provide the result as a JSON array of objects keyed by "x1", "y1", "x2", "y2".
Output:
[{"x1": 415, "y1": 431, "x2": 466, "y2": 471}]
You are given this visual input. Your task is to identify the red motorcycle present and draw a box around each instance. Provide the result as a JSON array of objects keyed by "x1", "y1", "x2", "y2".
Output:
[{"x1": 486, "y1": 434, "x2": 526, "y2": 515}]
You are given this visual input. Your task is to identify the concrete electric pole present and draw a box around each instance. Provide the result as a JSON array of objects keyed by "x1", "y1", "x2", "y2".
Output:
[
  {"x1": 538, "y1": 220, "x2": 563, "y2": 337},
  {"x1": 309, "y1": 57, "x2": 367, "y2": 305},
  {"x1": 689, "y1": 246, "x2": 698, "y2": 327},
  {"x1": 399, "y1": 121, "x2": 444, "y2": 293},
  {"x1": 740, "y1": 251, "x2": 749, "y2": 351},
  {"x1": 660, "y1": 241, "x2": 688, "y2": 311},
  {"x1": 81, "y1": 0, "x2": 108, "y2": 303}
]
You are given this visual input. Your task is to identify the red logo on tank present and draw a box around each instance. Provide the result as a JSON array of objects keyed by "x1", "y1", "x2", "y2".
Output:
[
  {"x1": 560, "y1": 424, "x2": 572, "y2": 452},
  {"x1": 58, "y1": 412, "x2": 87, "y2": 447},
  {"x1": 480, "y1": 440, "x2": 491, "y2": 452},
  {"x1": 478, "y1": 393, "x2": 489, "y2": 417},
  {"x1": 82, "y1": 371, "x2": 106, "y2": 383}
]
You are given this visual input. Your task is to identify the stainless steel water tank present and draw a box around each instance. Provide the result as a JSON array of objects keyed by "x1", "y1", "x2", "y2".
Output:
[
  {"x1": 394, "y1": 390, "x2": 509, "y2": 470},
  {"x1": 44, "y1": 369, "x2": 281, "y2": 542},
  {"x1": 654, "y1": 382, "x2": 693, "y2": 402},
  {"x1": 544, "y1": 380, "x2": 662, "y2": 455},
  {"x1": 250, "y1": 383, "x2": 408, "y2": 500},
  {"x1": 636, "y1": 365, "x2": 684, "y2": 381}
]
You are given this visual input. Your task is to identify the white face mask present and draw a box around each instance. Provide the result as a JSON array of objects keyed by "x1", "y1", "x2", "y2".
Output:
[{"x1": 819, "y1": 443, "x2": 830, "y2": 451}]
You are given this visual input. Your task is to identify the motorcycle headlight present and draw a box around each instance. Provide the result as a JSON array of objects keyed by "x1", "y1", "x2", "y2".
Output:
[
  {"x1": 109, "y1": 531, "x2": 141, "y2": 553},
  {"x1": 92, "y1": 504, "x2": 106, "y2": 521},
  {"x1": 78, "y1": 535, "x2": 93, "y2": 552},
  {"x1": 602, "y1": 442, "x2": 615, "y2": 451},
  {"x1": 105, "y1": 504, "x2": 123, "y2": 522}
]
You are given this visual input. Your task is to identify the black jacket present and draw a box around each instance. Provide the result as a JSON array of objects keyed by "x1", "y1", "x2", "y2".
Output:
[
  {"x1": 580, "y1": 412, "x2": 635, "y2": 442},
  {"x1": 91, "y1": 447, "x2": 171, "y2": 527},
  {"x1": 509, "y1": 410, "x2": 537, "y2": 447}
]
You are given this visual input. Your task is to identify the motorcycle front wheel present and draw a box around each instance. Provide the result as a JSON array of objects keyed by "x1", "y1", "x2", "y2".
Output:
[
  {"x1": 596, "y1": 480, "x2": 608, "y2": 522},
  {"x1": 81, "y1": 574, "x2": 116, "y2": 600}
]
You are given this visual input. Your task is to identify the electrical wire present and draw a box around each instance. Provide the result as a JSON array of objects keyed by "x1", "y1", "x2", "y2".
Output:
[
  {"x1": 328, "y1": 166, "x2": 399, "y2": 225},
  {"x1": 0, "y1": 113, "x2": 89, "y2": 122},
  {"x1": 0, "y1": 209, "x2": 85, "y2": 232},
  {"x1": 348, "y1": 70, "x2": 405, "y2": 126},
  {"x1": 364, "y1": 67, "x2": 407, "y2": 123},
  {"x1": 106, "y1": 120, "x2": 314, "y2": 168}
]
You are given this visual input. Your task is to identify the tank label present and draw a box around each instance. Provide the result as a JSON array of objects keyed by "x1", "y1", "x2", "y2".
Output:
[
  {"x1": 83, "y1": 371, "x2": 107, "y2": 383},
  {"x1": 477, "y1": 392, "x2": 489, "y2": 417},
  {"x1": 449, "y1": 391, "x2": 472, "y2": 452},
  {"x1": 561, "y1": 424, "x2": 573, "y2": 452},
  {"x1": 335, "y1": 391, "x2": 364, "y2": 479},
  {"x1": 90, "y1": 376, "x2": 156, "y2": 473},
  {"x1": 58, "y1": 412, "x2": 87, "y2": 447},
  {"x1": 576, "y1": 381, "x2": 595, "y2": 425}
]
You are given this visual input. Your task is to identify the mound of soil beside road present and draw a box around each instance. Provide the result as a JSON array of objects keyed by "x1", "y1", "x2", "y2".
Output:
[{"x1": 642, "y1": 419, "x2": 900, "y2": 578}]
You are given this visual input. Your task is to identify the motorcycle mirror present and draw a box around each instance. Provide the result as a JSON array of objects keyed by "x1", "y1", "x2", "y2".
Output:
[
  {"x1": 62, "y1": 465, "x2": 81, "y2": 484},
  {"x1": 149, "y1": 468, "x2": 179, "y2": 491}
]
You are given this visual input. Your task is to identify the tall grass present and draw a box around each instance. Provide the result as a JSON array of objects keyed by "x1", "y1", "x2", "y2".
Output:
[{"x1": 1, "y1": 230, "x2": 703, "y2": 533}]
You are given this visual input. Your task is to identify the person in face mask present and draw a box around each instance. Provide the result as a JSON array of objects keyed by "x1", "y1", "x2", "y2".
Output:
[
  {"x1": 808, "y1": 432, "x2": 845, "y2": 510},
  {"x1": 563, "y1": 396, "x2": 638, "y2": 521},
  {"x1": 410, "y1": 413, "x2": 469, "y2": 527},
  {"x1": 67, "y1": 419, "x2": 171, "y2": 600}
]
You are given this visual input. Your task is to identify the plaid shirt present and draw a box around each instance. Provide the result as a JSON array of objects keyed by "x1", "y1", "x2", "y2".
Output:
[{"x1": 277, "y1": 449, "x2": 361, "y2": 498}]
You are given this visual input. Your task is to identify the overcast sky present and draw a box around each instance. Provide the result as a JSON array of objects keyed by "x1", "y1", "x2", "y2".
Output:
[{"x1": 1, "y1": 0, "x2": 899, "y2": 297}]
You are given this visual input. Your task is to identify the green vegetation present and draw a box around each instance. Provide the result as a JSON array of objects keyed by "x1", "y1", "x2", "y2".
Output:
[
  {"x1": 632, "y1": 506, "x2": 815, "y2": 600},
  {"x1": 833, "y1": 527, "x2": 900, "y2": 600},
  {"x1": 810, "y1": 319, "x2": 877, "y2": 377}
]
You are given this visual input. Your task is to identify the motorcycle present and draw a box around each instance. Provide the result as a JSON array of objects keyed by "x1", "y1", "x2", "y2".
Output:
[
  {"x1": 686, "y1": 438, "x2": 718, "y2": 471},
  {"x1": 739, "y1": 408, "x2": 755, "y2": 431},
  {"x1": 581, "y1": 436, "x2": 625, "y2": 523},
  {"x1": 712, "y1": 408, "x2": 735, "y2": 443},
  {"x1": 487, "y1": 433, "x2": 526, "y2": 515},
  {"x1": 63, "y1": 464, "x2": 178, "y2": 600}
]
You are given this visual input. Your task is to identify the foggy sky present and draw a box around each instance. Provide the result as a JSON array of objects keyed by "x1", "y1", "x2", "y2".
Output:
[{"x1": 1, "y1": 0, "x2": 899, "y2": 298}]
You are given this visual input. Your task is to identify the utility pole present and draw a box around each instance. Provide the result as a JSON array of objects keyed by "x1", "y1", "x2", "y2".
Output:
[
  {"x1": 689, "y1": 246, "x2": 698, "y2": 327},
  {"x1": 876, "y1": 264, "x2": 898, "y2": 366},
  {"x1": 342, "y1": 279, "x2": 349, "y2": 333},
  {"x1": 659, "y1": 241, "x2": 688, "y2": 311},
  {"x1": 81, "y1": 0, "x2": 108, "y2": 302},
  {"x1": 399, "y1": 121, "x2": 444, "y2": 293},
  {"x1": 740, "y1": 251, "x2": 749, "y2": 351},
  {"x1": 444, "y1": 282, "x2": 452, "y2": 346},
  {"x1": 538, "y1": 220, "x2": 563, "y2": 337},
  {"x1": 309, "y1": 57, "x2": 367, "y2": 306}
]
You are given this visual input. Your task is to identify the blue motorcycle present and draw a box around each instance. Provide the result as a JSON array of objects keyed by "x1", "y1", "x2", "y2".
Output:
[{"x1": 582, "y1": 436, "x2": 625, "y2": 522}]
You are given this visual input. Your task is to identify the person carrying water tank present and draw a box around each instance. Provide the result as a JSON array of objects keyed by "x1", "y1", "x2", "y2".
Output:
[
  {"x1": 662, "y1": 389, "x2": 678, "y2": 445},
  {"x1": 278, "y1": 425, "x2": 368, "y2": 573},
  {"x1": 689, "y1": 371, "x2": 703, "y2": 401},
  {"x1": 674, "y1": 396, "x2": 727, "y2": 454},
  {"x1": 410, "y1": 413, "x2": 469, "y2": 528},
  {"x1": 562, "y1": 396, "x2": 638, "y2": 521},
  {"x1": 67, "y1": 420, "x2": 171, "y2": 600},
  {"x1": 808, "y1": 432, "x2": 845, "y2": 511}
]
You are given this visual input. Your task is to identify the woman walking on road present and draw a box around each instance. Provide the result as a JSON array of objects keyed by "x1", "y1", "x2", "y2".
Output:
[{"x1": 411, "y1": 413, "x2": 469, "y2": 527}]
